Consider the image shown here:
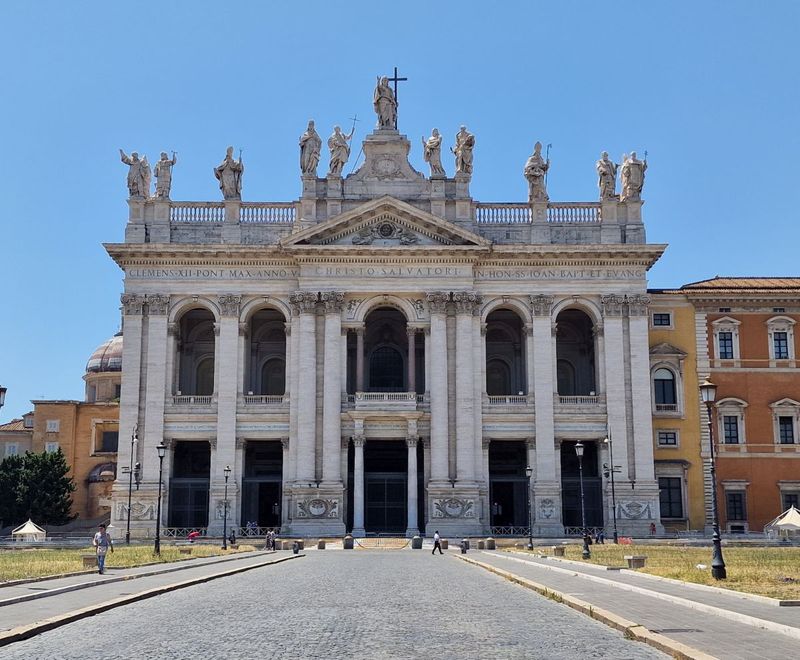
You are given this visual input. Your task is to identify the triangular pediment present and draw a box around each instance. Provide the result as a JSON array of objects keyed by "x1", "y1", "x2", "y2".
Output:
[
  {"x1": 280, "y1": 196, "x2": 491, "y2": 248},
  {"x1": 649, "y1": 342, "x2": 687, "y2": 357}
]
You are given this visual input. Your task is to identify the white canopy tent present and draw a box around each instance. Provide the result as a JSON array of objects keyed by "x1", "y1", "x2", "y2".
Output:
[
  {"x1": 764, "y1": 506, "x2": 800, "y2": 538},
  {"x1": 11, "y1": 519, "x2": 47, "y2": 542}
]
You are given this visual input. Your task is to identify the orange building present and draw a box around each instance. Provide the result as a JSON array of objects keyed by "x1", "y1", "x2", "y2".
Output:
[
  {"x1": 682, "y1": 278, "x2": 800, "y2": 532},
  {"x1": 30, "y1": 333, "x2": 122, "y2": 521}
]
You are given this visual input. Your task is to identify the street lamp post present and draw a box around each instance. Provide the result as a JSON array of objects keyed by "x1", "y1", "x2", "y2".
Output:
[
  {"x1": 603, "y1": 436, "x2": 620, "y2": 544},
  {"x1": 154, "y1": 442, "x2": 166, "y2": 556},
  {"x1": 575, "y1": 442, "x2": 591, "y2": 559},
  {"x1": 700, "y1": 378, "x2": 727, "y2": 580},
  {"x1": 222, "y1": 465, "x2": 232, "y2": 550},
  {"x1": 124, "y1": 426, "x2": 140, "y2": 545},
  {"x1": 525, "y1": 465, "x2": 533, "y2": 550}
]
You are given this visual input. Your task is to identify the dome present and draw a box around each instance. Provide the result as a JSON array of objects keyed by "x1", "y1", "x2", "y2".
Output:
[{"x1": 86, "y1": 332, "x2": 123, "y2": 373}]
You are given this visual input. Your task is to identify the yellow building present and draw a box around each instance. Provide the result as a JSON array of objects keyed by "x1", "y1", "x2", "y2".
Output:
[
  {"x1": 30, "y1": 333, "x2": 122, "y2": 522},
  {"x1": 648, "y1": 291, "x2": 705, "y2": 532}
]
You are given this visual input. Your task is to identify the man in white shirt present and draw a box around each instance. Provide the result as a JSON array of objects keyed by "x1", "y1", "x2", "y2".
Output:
[
  {"x1": 93, "y1": 524, "x2": 114, "y2": 574},
  {"x1": 432, "y1": 530, "x2": 443, "y2": 555}
]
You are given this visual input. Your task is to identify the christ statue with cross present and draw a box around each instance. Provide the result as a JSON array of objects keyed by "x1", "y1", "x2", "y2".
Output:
[{"x1": 373, "y1": 68, "x2": 407, "y2": 130}]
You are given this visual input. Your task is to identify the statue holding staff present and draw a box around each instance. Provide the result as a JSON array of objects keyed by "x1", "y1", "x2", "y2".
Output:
[
  {"x1": 524, "y1": 141, "x2": 549, "y2": 201},
  {"x1": 153, "y1": 151, "x2": 177, "y2": 198},
  {"x1": 596, "y1": 151, "x2": 618, "y2": 200},
  {"x1": 327, "y1": 125, "x2": 355, "y2": 176},
  {"x1": 214, "y1": 146, "x2": 244, "y2": 199},
  {"x1": 422, "y1": 129, "x2": 446, "y2": 177}
]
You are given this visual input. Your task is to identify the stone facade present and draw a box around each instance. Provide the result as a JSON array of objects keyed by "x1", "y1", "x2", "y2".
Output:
[{"x1": 108, "y1": 110, "x2": 665, "y2": 537}]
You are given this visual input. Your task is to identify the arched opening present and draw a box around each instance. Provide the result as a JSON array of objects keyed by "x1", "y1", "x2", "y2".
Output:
[
  {"x1": 354, "y1": 307, "x2": 415, "y2": 393},
  {"x1": 369, "y1": 346, "x2": 404, "y2": 390},
  {"x1": 555, "y1": 309, "x2": 596, "y2": 396},
  {"x1": 177, "y1": 309, "x2": 215, "y2": 395},
  {"x1": 485, "y1": 309, "x2": 526, "y2": 395},
  {"x1": 247, "y1": 309, "x2": 287, "y2": 395},
  {"x1": 653, "y1": 368, "x2": 676, "y2": 406}
]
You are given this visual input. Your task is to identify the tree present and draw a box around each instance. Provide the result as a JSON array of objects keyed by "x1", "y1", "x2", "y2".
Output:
[{"x1": 0, "y1": 450, "x2": 76, "y2": 527}]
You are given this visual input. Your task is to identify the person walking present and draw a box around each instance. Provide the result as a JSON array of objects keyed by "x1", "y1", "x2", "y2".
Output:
[
  {"x1": 432, "y1": 530, "x2": 443, "y2": 555},
  {"x1": 93, "y1": 524, "x2": 114, "y2": 574}
]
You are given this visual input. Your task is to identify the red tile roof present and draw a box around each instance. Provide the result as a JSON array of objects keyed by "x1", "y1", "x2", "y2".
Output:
[{"x1": 681, "y1": 277, "x2": 800, "y2": 290}]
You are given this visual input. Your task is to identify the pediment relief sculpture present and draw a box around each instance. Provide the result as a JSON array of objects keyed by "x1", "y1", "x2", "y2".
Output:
[{"x1": 352, "y1": 220, "x2": 418, "y2": 245}]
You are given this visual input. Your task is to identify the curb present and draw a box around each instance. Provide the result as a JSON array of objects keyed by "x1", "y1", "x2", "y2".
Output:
[
  {"x1": 0, "y1": 550, "x2": 275, "y2": 608},
  {"x1": 486, "y1": 552, "x2": 800, "y2": 642},
  {"x1": 0, "y1": 554, "x2": 302, "y2": 648},
  {"x1": 456, "y1": 555, "x2": 714, "y2": 660},
  {"x1": 508, "y1": 550, "x2": 797, "y2": 607}
]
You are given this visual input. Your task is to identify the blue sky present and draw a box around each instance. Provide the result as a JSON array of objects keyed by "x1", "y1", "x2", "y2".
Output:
[{"x1": 1, "y1": 1, "x2": 799, "y2": 421}]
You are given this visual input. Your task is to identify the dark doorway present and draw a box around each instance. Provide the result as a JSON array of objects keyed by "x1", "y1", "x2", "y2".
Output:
[
  {"x1": 169, "y1": 441, "x2": 210, "y2": 528},
  {"x1": 241, "y1": 441, "x2": 282, "y2": 527},
  {"x1": 555, "y1": 309, "x2": 596, "y2": 395},
  {"x1": 560, "y1": 441, "x2": 603, "y2": 528},
  {"x1": 364, "y1": 441, "x2": 406, "y2": 533},
  {"x1": 489, "y1": 441, "x2": 529, "y2": 528}
]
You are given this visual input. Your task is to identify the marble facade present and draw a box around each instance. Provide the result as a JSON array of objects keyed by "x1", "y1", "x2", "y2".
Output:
[{"x1": 108, "y1": 111, "x2": 665, "y2": 538}]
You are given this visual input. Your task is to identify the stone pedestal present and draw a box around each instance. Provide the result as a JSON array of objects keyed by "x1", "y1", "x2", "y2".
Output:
[
  {"x1": 427, "y1": 486, "x2": 484, "y2": 536},
  {"x1": 289, "y1": 484, "x2": 346, "y2": 537},
  {"x1": 532, "y1": 483, "x2": 564, "y2": 536}
]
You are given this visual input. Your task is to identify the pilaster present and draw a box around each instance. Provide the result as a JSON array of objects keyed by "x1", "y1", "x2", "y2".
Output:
[
  {"x1": 426, "y1": 292, "x2": 450, "y2": 485},
  {"x1": 289, "y1": 291, "x2": 319, "y2": 484}
]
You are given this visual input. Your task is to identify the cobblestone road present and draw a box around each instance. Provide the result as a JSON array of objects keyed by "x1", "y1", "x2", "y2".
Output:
[{"x1": 3, "y1": 551, "x2": 665, "y2": 659}]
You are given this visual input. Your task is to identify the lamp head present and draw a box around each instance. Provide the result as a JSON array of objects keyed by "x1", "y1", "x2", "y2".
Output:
[
  {"x1": 525, "y1": 465, "x2": 533, "y2": 478},
  {"x1": 156, "y1": 443, "x2": 166, "y2": 459},
  {"x1": 699, "y1": 378, "x2": 718, "y2": 404},
  {"x1": 224, "y1": 465, "x2": 232, "y2": 478},
  {"x1": 603, "y1": 436, "x2": 610, "y2": 445},
  {"x1": 574, "y1": 441, "x2": 585, "y2": 458}
]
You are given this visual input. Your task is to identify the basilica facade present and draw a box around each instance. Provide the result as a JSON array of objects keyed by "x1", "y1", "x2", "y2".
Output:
[{"x1": 109, "y1": 86, "x2": 665, "y2": 538}]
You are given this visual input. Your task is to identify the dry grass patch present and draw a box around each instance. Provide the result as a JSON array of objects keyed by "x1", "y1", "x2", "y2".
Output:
[
  {"x1": 523, "y1": 544, "x2": 800, "y2": 600},
  {"x1": 0, "y1": 544, "x2": 256, "y2": 583}
]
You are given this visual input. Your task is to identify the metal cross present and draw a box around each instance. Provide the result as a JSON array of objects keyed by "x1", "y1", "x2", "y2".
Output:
[{"x1": 387, "y1": 66, "x2": 407, "y2": 128}]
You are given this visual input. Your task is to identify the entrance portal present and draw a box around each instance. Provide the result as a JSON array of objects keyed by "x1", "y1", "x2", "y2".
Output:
[
  {"x1": 560, "y1": 441, "x2": 603, "y2": 528},
  {"x1": 240, "y1": 441, "x2": 282, "y2": 528},
  {"x1": 489, "y1": 441, "x2": 530, "y2": 530},
  {"x1": 169, "y1": 441, "x2": 210, "y2": 528},
  {"x1": 364, "y1": 441, "x2": 406, "y2": 533}
]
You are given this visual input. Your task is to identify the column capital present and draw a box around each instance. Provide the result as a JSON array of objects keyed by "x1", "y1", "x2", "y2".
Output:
[
  {"x1": 525, "y1": 437, "x2": 536, "y2": 449},
  {"x1": 341, "y1": 437, "x2": 351, "y2": 450},
  {"x1": 529, "y1": 294, "x2": 554, "y2": 317},
  {"x1": 426, "y1": 291, "x2": 450, "y2": 314},
  {"x1": 320, "y1": 290, "x2": 345, "y2": 313},
  {"x1": 121, "y1": 293, "x2": 144, "y2": 315},
  {"x1": 601, "y1": 294, "x2": 626, "y2": 317},
  {"x1": 406, "y1": 326, "x2": 420, "y2": 337},
  {"x1": 218, "y1": 294, "x2": 242, "y2": 317},
  {"x1": 280, "y1": 437, "x2": 290, "y2": 451},
  {"x1": 353, "y1": 435, "x2": 366, "y2": 448},
  {"x1": 289, "y1": 290, "x2": 319, "y2": 315},
  {"x1": 482, "y1": 438, "x2": 491, "y2": 450},
  {"x1": 235, "y1": 437, "x2": 247, "y2": 449},
  {"x1": 452, "y1": 290, "x2": 482, "y2": 315},
  {"x1": 354, "y1": 325, "x2": 365, "y2": 337},
  {"x1": 145, "y1": 294, "x2": 170, "y2": 316},
  {"x1": 405, "y1": 436, "x2": 419, "y2": 448},
  {"x1": 208, "y1": 437, "x2": 217, "y2": 450},
  {"x1": 627, "y1": 294, "x2": 651, "y2": 317}
]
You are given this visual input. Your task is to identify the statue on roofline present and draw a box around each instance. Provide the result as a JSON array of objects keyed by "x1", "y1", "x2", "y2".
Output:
[
  {"x1": 214, "y1": 146, "x2": 244, "y2": 200},
  {"x1": 119, "y1": 149, "x2": 150, "y2": 198},
  {"x1": 620, "y1": 151, "x2": 647, "y2": 201},
  {"x1": 327, "y1": 125, "x2": 355, "y2": 177},
  {"x1": 153, "y1": 151, "x2": 177, "y2": 199},
  {"x1": 422, "y1": 129, "x2": 446, "y2": 177},
  {"x1": 373, "y1": 75, "x2": 397, "y2": 129},
  {"x1": 596, "y1": 151, "x2": 618, "y2": 200},
  {"x1": 451, "y1": 125, "x2": 475, "y2": 176},
  {"x1": 524, "y1": 141, "x2": 549, "y2": 202},
  {"x1": 299, "y1": 120, "x2": 322, "y2": 176}
]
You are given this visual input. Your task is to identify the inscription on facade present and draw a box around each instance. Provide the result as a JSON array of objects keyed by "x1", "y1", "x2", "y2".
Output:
[
  {"x1": 127, "y1": 268, "x2": 300, "y2": 280},
  {"x1": 474, "y1": 268, "x2": 645, "y2": 280}
]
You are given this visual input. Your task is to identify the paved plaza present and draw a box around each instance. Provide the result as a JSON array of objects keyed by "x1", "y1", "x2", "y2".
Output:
[{"x1": 2, "y1": 551, "x2": 664, "y2": 659}]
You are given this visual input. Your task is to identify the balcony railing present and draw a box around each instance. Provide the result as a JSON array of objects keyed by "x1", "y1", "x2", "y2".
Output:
[
  {"x1": 239, "y1": 202, "x2": 296, "y2": 223},
  {"x1": 487, "y1": 395, "x2": 529, "y2": 405},
  {"x1": 558, "y1": 395, "x2": 600, "y2": 405},
  {"x1": 547, "y1": 202, "x2": 601, "y2": 223},
  {"x1": 655, "y1": 403, "x2": 679, "y2": 412},
  {"x1": 475, "y1": 203, "x2": 530, "y2": 223},
  {"x1": 170, "y1": 202, "x2": 224, "y2": 222},
  {"x1": 243, "y1": 394, "x2": 288, "y2": 405},
  {"x1": 172, "y1": 395, "x2": 213, "y2": 405},
  {"x1": 168, "y1": 201, "x2": 296, "y2": 223},
  {"x1": 345, "y1": 391, "x2": 420, "y2": 411},
  {"x1": 475, "y1": 202, "x2": 602, "y2": 224}
]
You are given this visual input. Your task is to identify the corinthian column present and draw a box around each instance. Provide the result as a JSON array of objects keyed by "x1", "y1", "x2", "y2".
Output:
[
  {"x1": 352, "y1": 435, "x2": 366, "y2": 536},
  {"x1": 289, "y1": 291, "x2": 318, "y2": 483},
  {"x1": 321, "y1": 291, "x2": 344, "y2": 485},
  {"x1": 426, "y1": 292, "x2": 450, "y2": 484},
  {"x1": 453, "y1": 291, "x2": 481, "y2": 483},
  {"x1": 406, "y1": 436, "x2": 419, "y2": 536}
]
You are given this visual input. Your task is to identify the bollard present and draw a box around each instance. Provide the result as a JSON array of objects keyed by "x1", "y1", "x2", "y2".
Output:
[
  {"x1": 486, "y1": 537, "x2": 496, "y2": 550},
  {"x1": 295, "y1": 539, "x2": 305, "y2": 550},
  {"x1": 317, "y1": 539, "x2": 326, "y2": 550},
  {"x1": 477, "y1": 540, "x2": 485, "y2": 550},
  {"x1": 343, "y1": 535, "x2": 354, "y2": 550},
  {"x1": 460, "y1": 539, "x2": 468, "y2": 554},
  {"x1": 411, "y1": 535, "x2": 423, "y2": 549},
  {"x1": 440, "y1": 539, "x2": 449, "y2": 550},
  {"x1": 292, "y1": 541, "x2": 300, "y2": 555}
]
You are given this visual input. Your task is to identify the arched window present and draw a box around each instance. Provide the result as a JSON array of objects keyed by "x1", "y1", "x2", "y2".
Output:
[
  {"x1": 260, "y1": 358, "x2": 286, "y2": 395},
  {"x1": 195, "y1": 358, "x2": 215, "y2": 396},
  {"x1": 653, "y1": 368, "x2": 676, "y2": 406},
  {"x1": 557, "y1": 359, "x2": 576, "y2": 396},
  {"x1": 486, "y1": 359, "x2": 511, "y2": 395},
  {"x1": 555, "y1": 309, "x2": 596, "y2": 395},
  {"x1": 369, "y1": 346, "x2": 404, "y2": 391}
]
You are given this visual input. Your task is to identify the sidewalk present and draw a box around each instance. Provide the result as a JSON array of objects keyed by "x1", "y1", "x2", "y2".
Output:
[
  {"x1": 464, "y1": 550, "x2": 799, "y2": 660},
  {"x1": 0, "y1": 550, "x2": 296, "y2": 636}
]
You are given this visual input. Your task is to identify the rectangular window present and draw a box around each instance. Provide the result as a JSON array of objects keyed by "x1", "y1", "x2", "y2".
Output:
[
  {"x1": 719, "y1": 307, "x2": 731, "y2": 313},
  {"x1": 652, "y1": 313, "x2": 671, "y2": 327},
  {"x1": 774, "y1": 332, "x2": 789, "y2": 359},
  {"x1": 659, "y1": 477, "x2": 684, "y2": 518},
  {"x1": 726, "y1": 491, "x2": 746, "y2": 521},
  {"x1": 783, "y1": 493, "x2": 799, "y2": 510},
  {"x1": 23, "y1": 416, "x2": 33, "y2": 428},
  {"x1": 4, "y1": 443, "x2": 19, "y2": 458},
  {"x1": 99, "y1": 431, "x2": 119, "y2": 453},
  {"x1": 45, "y1": 442, "x2": 59, "y2": 453},
  {"x1": 723, "y1": 416, "x2": 739, "y2": 444},
  {"x1": 718, "y1": 332, "x2": 734, "y2": 359},
  {"x1": 773, "y1": 308, "x2": 785, "y2": 313},
  {"x1": 779, "y1": 416, "x2": 795, "y2": 444},
  {"x1": 46, "y1": 419, "x2": 60, "y2": 433},
  {"x1": 657, "y1": 431, "x2": 678, "y2": 446}
]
